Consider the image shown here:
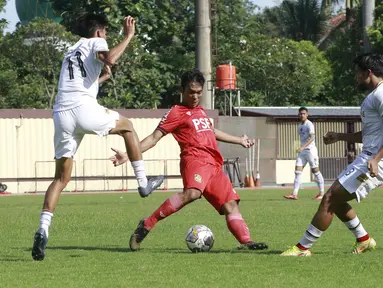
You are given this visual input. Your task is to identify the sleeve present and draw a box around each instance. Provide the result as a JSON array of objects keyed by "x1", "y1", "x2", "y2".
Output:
[
  {"x1": 308, "y1": 122, "x2": 315, "y2": 135},
  {"x1": 157, "y1": 107, "x2": 183, "y2": 134},
  {"x1": 93, "y1": 38, "x2": 109, "y2": 54},
  {"x1": 374, "y1": 91, "x2": 383, "y2": 118}
]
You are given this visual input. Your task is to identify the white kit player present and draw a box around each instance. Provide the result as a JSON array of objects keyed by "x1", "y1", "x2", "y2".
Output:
[
  {"x1": 284, "y1": 107, "x2": 325, "y2": 200},
  {"x1": 31, "y1": 14, "x2": 164, "y2": 261},
  {"x1": 282, "y1": 53, "x2": 383, "y2": 256}
]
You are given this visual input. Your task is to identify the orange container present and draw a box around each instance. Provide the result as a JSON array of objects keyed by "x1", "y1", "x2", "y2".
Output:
[{"x1": 216, "y1": 64, "x2": 237, "y2": 90}]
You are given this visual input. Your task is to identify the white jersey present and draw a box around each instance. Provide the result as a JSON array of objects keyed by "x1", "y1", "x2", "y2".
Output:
[
  {"x1": 298, "y1": 120, "x2": 316, "y2": 150},
  {"x1": 360, "y1": 84, "x2": 383, "y2": 155},
  {"x1": 54, "y1": 37, "x2": 109, "y2": 112}
]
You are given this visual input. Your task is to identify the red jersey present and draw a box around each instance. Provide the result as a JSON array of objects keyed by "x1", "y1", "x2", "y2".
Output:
[{"x1": 157, "y1": 105, "x2": 223, "y2": 166}]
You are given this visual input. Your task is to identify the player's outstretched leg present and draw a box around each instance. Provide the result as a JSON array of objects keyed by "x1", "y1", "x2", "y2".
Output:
[
  {"x1": 129, "y1": 189, "x2": 200, "y2": 251},
  {"x1": 32, "y1": 158, "x2": 72, "y2": 261},
  {"x1": 110, "y1": 116, "x2": 164, "y2": 197},
  {"x1": 222, "y1": 200, "x2": 268, "y2": 251},
  {"x1": 281, "y1": 180, "x2": 375, "y2": 256}
]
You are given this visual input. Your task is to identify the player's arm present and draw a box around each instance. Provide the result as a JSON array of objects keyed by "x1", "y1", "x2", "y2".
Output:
[
  {"x1": 109, "y1": 130, "x2": 165, "y2": 167},
  {"x1": 300, "y1": 134, "x2": 315, "y2": 150},
  {"x1": 140, "y1": 129, "x2": 165, "y2": 153},
  {"x1": 97, "y1": 16, "x2": 136, "y2": 66},
  {"x1": 323, "y1": 131, "x2": 362, "y2": 145},
  {"x1": 214, "y1": 129, "x2": 255, "y2": 148},
  {"x1": 98, "y1": 65, "x2": 111, "y2": 84}
]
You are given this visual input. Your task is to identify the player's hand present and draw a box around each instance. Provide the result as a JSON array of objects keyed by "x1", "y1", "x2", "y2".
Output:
[
  {"x1": 296, "y1": 147, "x2": 303, "y2": 153},
  {"x1": 109, "y1": 148, "x2": 129, "y2": 167},
  {"x1": 104, "y1": 64, "x2": 111, "y2": 76},
  {"x1": 368, "y1": 158, "x2": 379, "y2": 177},
  {"x1": 123, "y1": 16, "x2": 136, "y2": 39},
  {"x1": 323, "y1": 132, "x2": 339, "y2": 145},
  {"x1": 240, "y1": 135, "x2": 255, "y2": 148}
]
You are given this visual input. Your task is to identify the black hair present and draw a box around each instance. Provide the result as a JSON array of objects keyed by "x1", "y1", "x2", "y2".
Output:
[
  {"x1": 299, "y1": 106, "x2": 308, "y2": 113},
  {"x1": 77, "y1": 14, "x2": 108, "y2": 38},
  {"x1": 354, "y1": 53, "x2": 383, "y2": 77},
  {"x1": 181, "y1": 69, "x2": 205, "y2": 91}
]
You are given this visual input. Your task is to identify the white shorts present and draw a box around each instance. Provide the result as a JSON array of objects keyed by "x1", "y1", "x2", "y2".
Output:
[
  {"x1": 338, "y1": 152, "x2": 383, "y2": 202},
  {"x1": 53, "y1": 103, "x2": 119, "y2": 159},
  {"x1": 295, "y1": 149, "x2": 319, "y2": 169}
]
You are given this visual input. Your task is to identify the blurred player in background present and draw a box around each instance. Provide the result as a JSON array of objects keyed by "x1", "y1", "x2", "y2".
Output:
[
  {"x1": 281, "y1": 53, "x2": 383, "y2": 256},
  {"x1": 284, "y1": 107, "x2": 325, "y2": 200},
  {"x1": 32, "y1": 14, "x2": 164, "y2": 261},
  {"x1": 110, "y1": 69, "x2": 269, "y2": 251}
]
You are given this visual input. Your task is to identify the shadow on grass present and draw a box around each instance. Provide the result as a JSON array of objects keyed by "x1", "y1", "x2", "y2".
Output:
[
  {"x1": 23, "y1": 246, "x2": 132, "y2": 253},
  {"x1": 147, "y1": 248, "x2": 284, "y2": 255},
  {"x1": 0, "y1": 257, "x2": 29, "y2": 262},
  {"x1": 23, "y1": 246, "x2": 284, "y2": 255}
]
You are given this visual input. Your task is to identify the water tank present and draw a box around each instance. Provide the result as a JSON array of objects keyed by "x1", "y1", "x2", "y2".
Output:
[
  {"x1": 16, "y1": 0, "x2": 61, "y2": 24},
  {"x1": 216, "y1": 63, "x2": 237, "y2": 90}
]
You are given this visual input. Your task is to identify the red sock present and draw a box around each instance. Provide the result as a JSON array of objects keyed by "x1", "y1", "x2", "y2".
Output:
[
  {"x1": 226, "y1": 213, "x2": 251, "y2": 244},
  {"x1": 357, "y1": 234, "x2": 370, "y2": 242},
  {"x1": 144, "y1": 194, "x2": 183, "y2": 230},
  {"x1": 296, "y1": 243, "x2": 309, "y2": 250}
]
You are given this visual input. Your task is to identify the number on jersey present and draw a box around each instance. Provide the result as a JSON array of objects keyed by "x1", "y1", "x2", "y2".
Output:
[{"x1": 68, "y1": 51, "x2": 87, "y2": 80}]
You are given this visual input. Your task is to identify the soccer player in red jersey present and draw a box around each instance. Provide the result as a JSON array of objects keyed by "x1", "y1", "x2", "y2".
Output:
[{"x1": 109, "y1": 69, "x2": 268, "y2": 251}]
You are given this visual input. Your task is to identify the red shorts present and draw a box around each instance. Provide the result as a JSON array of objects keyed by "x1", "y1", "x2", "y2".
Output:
[{"x1": 181, "y1": 160, "x2": 240, "y2": 214}]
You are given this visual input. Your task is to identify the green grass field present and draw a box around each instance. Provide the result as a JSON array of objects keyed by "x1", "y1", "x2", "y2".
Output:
[{"x1": 2, "y1": 189, "x2": 383, "y2": 288}]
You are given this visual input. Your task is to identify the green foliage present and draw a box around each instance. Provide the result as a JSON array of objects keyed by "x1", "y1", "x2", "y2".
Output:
[
  {"x1": 0, "y1": 0, "x2": 368, "y2": 109},
  {"x1": 367, "y1": 0, "x2": 383, "y2": 52},
  {"x1": 214, "y1": 31, "x2": 332, "y2": 108},
  {"x1": 324, "y1": 10, "x2": 365, "y2": 106},
  {"x1": 259, "y1": 0, "x2": 326, "y2": 43},
  {"x1": 0, "y1": 19, "x2": 76, "y2": 108}
]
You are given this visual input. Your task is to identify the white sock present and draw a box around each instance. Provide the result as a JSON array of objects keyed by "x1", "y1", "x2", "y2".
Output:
[
  {"x1": 40, "y1": 211, "x2": 53, "y2": 238},
  {"x1": 131, "y1": 160, "x2": 148, "y2": 188},
  {"x1": 314, "y1": 171, "x2": 325, "y2": 195},
  {"x1": 293, "y1": 171, "x2": 302, "y2": 196},
  {"x1": 344, "y1": 216, "x2": 369, "y2": 240},
  {"x1": 299, "y1": 224, "x2": 323, "y2": 249}
]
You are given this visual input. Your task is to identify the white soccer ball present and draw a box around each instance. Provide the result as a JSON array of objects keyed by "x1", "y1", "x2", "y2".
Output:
[{"x1": 185, "y1": 225, "x2": 214, "y2": 252}]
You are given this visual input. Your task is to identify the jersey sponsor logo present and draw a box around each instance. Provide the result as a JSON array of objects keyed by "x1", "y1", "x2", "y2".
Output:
[
  {"x1": 192, "y1": 118, "x2": 212, "y2": 132},
  {"x1": 194, "y1": 174, "x2": 202, "y2": 183}
]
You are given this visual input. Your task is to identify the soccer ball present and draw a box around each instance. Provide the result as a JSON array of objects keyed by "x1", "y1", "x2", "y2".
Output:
[{"x1": 185, "y1": 225, "x2": 214, "y2": 252}]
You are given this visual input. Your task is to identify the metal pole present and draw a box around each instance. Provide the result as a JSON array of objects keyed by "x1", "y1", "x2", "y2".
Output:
[
  {"x1": 229, "y1": 90, "x2": 232, "y2": 117},
  {"x1": 363, "y1": 0, "x2": 375, "y2": 53},
  {"x1": 238, "y1": 90, "x2": 241, "y2": 116},
  {"x1": 195, "y1": 0, "x2": 212, "y2": 109}
]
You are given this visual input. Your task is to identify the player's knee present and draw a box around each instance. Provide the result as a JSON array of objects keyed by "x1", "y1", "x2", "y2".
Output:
[
  {"x1": 117, "y1": 117, "x2": 134, "y2": 133},
  {"x1": 53, "y1": 173, "x2": 71, "y2": 188},
  {"x1": 295, "y1": 170, "x2": 302, "y2": 176},
  {"x1": 312, "y1": 167, "x2": 320, "y2": 174},
  {"x1": 182, "y1": 188, "x2": 201, "y2": 203},
  {"x1": 221, "y1": 200, "x2": 239, "y2": 215}
]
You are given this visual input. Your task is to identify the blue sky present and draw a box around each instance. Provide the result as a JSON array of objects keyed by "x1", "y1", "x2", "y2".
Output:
[{"x1": 0, "y1": 0, "x2": 279, "y2": 34}]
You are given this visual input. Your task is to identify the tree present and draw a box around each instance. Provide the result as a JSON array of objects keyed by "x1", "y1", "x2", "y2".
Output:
[
  {"x1": 259, "y1": 0, "x2": 326, "y2": 43},
  {"x1": 366, "y1": 0, "x2": 383, "y2": 52},
  {"x1": 0, "y1": 0, "x2": 7, "y2": 35},
  {"x1": 0, "y1": 19, "x2": 76, "y2": 108},
  {"x1": 52, "y1": 0, "x2": 195, "y2": 109}
]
